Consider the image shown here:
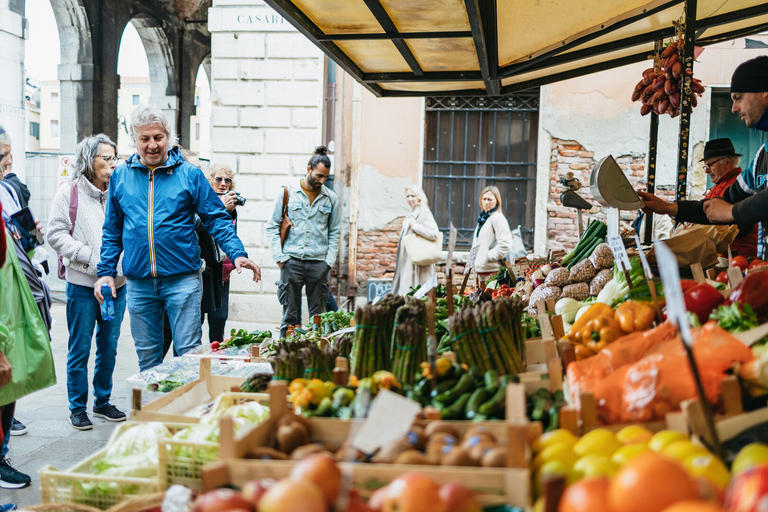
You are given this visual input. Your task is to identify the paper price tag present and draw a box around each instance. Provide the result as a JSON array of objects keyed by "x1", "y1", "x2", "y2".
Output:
[
  {"x1": 654, "y1": 241, "x2": 693, "y2": 346},
  {"x1": 328, "y1": 326, "x2": 356, "y2": 337},
  {"x1": 371, "y1": 295, "x2": 382, "y2": 305},
  {"x1": 351, "y1": 389, "x2": 421, "y2": 455},
  {"x1": 608, "y1": 235, "x2": 631, "y2": 270},
  {"x1": 464, "y1": 245, "x2": 480, "y2": 275},
  {"x1": 446, "y1": 223, "x2": 458, "y2": 271},
  {"x1": 414, "y1": 275, "x2": 438, "y2": 299},
  {"x1": 606, "y1": 208, "x2": 620, "y2": 238},
  {"x1": 634, "y1": 235, "x2": 653, "y2": 279}
]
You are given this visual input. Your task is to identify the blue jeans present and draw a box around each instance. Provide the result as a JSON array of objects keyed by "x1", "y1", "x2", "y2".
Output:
[
  {"x1": 66, "y1": 282, "x2": 126, "y2": 413},
  {"x1": 126, "y1": 271, "x2": 203, "y2": 371}
]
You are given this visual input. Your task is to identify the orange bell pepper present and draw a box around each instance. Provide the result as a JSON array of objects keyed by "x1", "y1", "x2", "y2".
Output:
[
  {"x1": 615, "y1": 300, "x2": 655, "y2": 333},
  {"x1": 579, "y1": 316, "x2": 623, "y2": 352}
]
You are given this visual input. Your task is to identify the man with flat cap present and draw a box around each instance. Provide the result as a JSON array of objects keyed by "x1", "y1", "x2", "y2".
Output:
[{"x1": 640, "y1": 55, "x2": 768, "y2": 257}]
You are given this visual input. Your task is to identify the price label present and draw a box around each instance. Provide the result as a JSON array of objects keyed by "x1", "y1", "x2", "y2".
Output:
[
  {"x1": 371, "y1": 295, "x2": 382, "y2": 305},
  {"x1": 654, "y1": 241, "x2": 693, "y2": 346},
  {"x1": 634, "y1": 235, "x2": 653, "y2": 279},
  {"x1": 328, "y1": 326, "x2": 356, "y2": 337},
  {"x1": 351, "y1": 389, "x2": 421, "y2": 455},
  {"x1": 606, "y1": 207, "x2": 620, "y2": 238},
  {"x1": 446, "y1": 223, "x2": 458, "y2": 271},
  {"x1": 464, "y1": 245, "x2": 480, "y2": 275},
  {"x1": 414, "y1": 275, "x2": 438, "y2": 299},
  {"x1": 608, "y1": 235, "x2": 631, "y2": 270}
]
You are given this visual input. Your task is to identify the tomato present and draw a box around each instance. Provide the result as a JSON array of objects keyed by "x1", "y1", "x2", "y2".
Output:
[
  {"x1": 732, "y1": 255, "x2": 748, "y2": 271},
  {"x1": 748, "y1": 259, "x2": 768, "y2": 271},
  {"x1": 715, "y1": 271, "x2": 729, "y2": 284},
  {"x1": 210, "y1": 341, "x2": 220, "y2": 350}
]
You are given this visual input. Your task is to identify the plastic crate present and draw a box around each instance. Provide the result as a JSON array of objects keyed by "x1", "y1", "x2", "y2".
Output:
[{"x1": 158, "y1": 392, "x2": 271, "y2": 490}]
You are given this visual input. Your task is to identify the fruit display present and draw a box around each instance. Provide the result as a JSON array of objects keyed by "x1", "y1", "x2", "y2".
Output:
[
  {"x1": 287, "y1": 371, "x2": 400, "y2": 419},
  {"x1": 631, "y1": 25, "x2": 705, "y2": 117}
]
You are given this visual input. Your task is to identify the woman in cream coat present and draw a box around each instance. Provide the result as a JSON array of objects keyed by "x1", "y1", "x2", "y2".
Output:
[
  {"x1": 392, "y1": 185, "x2": 440, "y2": 296},
  {"x1": 473, "y1": 186, "x2": 513, "y2": 279}
]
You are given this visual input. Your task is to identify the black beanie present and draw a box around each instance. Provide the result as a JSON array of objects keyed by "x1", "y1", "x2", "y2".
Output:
[{"x1": 731, "y1": 56, "x2": 768, "y2": 93}]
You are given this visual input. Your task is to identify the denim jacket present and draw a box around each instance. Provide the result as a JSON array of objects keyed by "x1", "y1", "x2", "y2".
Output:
[{"x1": 265, "y1": 182, "x2": 341, "y2": 268}]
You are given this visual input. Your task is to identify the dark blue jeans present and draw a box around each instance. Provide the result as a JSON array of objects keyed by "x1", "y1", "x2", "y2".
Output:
[{"x1": 66, "y1": 282, "x2": 126, "y2": 413}]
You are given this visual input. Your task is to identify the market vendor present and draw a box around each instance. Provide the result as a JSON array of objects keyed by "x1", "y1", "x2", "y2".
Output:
[
  {"x1": 637, "y1": 138, "x2": 759, "y2": 257},
  {"x1": 639, "y1": 56, "x2": 768, "y2": 258}
]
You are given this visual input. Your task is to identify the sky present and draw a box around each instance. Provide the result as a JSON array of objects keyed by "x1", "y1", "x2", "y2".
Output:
[{"x1": 25, "y1": 0, "x2": 150, "y2": 81}]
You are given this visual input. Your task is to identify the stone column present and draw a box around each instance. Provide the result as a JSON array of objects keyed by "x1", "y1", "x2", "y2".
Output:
[
  {"x1": 0, "y1": 0, "x2": 28, "y2": 178},
  {"x1": 208, "y1": 0, "x2": 324, "y2": 325}
]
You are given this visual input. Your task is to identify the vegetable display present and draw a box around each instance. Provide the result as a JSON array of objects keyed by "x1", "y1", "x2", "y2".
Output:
[
  {"x1": 349, "y1": 294, "x2": 404, "y2": 378},
  {"x1": 560, "y1": 220, "x2": 608, "y2": 269},
  {"x1": 391, "y1": 298, "x2": 428, "y2": 387}
]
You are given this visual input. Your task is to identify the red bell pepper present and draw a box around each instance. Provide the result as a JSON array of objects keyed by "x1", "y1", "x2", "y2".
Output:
[
  {"x1": 727, "y1": 271, "x2": 768, "y2": 322},
  {"x1": 684, "y1": 282, "x2": 724, "y2": 324},
  {"x1": 680, "y1": 280, "x2": 699, "y2": 293}
]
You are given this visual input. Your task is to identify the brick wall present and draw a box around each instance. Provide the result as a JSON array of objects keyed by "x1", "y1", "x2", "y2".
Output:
[
  {"x1": 353, "y1": 218, "x2": 403, "y2": 292},
  {"x1": 547, "y1": 138, "x2": 675, "y2": 252}
]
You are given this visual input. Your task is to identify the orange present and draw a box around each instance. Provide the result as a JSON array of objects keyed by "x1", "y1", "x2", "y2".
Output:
[
  {"x1": 558, "y1": 476, "x2": 612, "y2": 512},
  {"x1": 659, "y1": 500, "x2": 725, "y2": 512},
  {"x1": 608, "y1": 452, "x2": 700, "y2": 512}
]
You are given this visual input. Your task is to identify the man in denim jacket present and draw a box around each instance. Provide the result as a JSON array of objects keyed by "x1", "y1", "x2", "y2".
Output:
[{"x1": 266, "y1": 146, "x2": 340, "y2": 337}]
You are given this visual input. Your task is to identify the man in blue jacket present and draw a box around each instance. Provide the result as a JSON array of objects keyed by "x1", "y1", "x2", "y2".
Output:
[{"x1": 95, "y1": 105, "x2": 260, "y2": 371}]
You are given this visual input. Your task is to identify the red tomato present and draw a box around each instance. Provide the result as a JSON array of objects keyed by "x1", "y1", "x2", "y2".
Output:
[
  {"x1": 210, "y1": 341, "x2": 220, "y2": 350},
  {"x1": 732, "y1": 255, "x2": 748, "y2": 271},
  {"x1": 715, "y1": 271, "x2": 729, "y2": 284},
  {"x1": 748, "y1": 259, "x2": 768, "y2": 271}
]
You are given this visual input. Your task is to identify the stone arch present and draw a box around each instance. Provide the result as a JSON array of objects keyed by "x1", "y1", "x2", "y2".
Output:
[
  {"x1": 47, "y1": 0, "x2": 94, "y2": 151},
  {"x1": 129, "y1": 13, "x2": 178, "y2": 135}
]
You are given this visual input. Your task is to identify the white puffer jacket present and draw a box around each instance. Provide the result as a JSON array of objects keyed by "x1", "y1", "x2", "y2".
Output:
[{"x1": 47, "y1": 175, "x2": 125, "y2": 288}]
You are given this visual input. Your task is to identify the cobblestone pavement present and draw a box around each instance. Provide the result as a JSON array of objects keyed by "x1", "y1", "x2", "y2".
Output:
[{"x1": 3, "y1": 300, "x2": 275, "y2": 508}]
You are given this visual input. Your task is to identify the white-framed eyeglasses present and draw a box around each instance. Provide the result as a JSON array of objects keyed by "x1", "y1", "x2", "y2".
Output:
[
  {"x1": 98, "y1": 155, "x2": 119, "y2": 163},
  {"x1": 214, "y1": 177, "x2": 232, "y2": 184}
]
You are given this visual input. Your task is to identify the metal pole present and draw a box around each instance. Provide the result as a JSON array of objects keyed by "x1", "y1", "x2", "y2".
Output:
[
  {"x1": 675, "y1": 0, "x2": 698, "y2": 202},
  {"x1": 644, "y1": 40, "x2": 662, "y2": 246},
  {"x1": 346, "y1": 81, "x2": 362, "y2": 306}
]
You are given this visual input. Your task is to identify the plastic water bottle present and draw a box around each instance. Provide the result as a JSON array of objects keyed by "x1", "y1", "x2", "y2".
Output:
[{"x1": 100, "y1": 283, "x2": 115, "y2": 321}]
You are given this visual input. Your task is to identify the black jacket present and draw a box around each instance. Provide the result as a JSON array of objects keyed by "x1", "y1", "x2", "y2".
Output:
[{"x1": 2, "y1": 173, "x2": 30, "y2": 209}]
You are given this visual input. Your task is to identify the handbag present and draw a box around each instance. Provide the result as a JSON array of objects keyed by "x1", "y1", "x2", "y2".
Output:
[
  {"x1": 402, "y1": 229, "x2": 443, "y2": 266},
  {"x1": 279, "y1": 186, "x2": 293, "y2": 247},
  {"x1": 57, "y1": 180, "x2": 79, "y2": 280}
]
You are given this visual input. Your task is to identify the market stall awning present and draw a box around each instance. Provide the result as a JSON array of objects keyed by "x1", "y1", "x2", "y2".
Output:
[{"x1": 263, "y1": 0, "x2": 768, "y2": 97}]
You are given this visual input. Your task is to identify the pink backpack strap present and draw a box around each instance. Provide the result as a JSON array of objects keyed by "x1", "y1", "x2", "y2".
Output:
[{"x1": 68, "y1": 180, "x2": 78, "y2": 234}]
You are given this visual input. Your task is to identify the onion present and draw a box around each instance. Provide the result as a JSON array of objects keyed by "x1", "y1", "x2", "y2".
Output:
[
  {"x1": 531, "y1": 270, "x2": 544, "y2": 281},
  {"x1": 541, "y1": 264, "x2": 552, "y2": 276},
  {"x1": 532, "y1": 278, "x2": 546, "y2": 288},
  {"x1": 550, "y1": 262, "x2": 561, "y2": 269}
]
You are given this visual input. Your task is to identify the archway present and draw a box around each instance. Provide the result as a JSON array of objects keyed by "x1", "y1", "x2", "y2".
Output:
[{"x1": 189, "y1": 57, "x2": 212, "y2": 161}]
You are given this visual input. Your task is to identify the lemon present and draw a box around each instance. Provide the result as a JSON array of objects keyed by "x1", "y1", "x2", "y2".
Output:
[
  {"x1": 573, "y1": 428, "x2": 622, "y2": 457},
  {"x1": 611, "y1": 443, "x2": 649, "y2": 465},
  {"x1": 732, "y1": 443, "x2": 768, "y2": 475},
  {"x1": 648, "y1": 430, "x2": 688, "y2": 452},
  {"x1": 684, "y1": 453, "x2": 731, "y2": 490},
  {"x1": 536, "y1": 459, "x2": 576, "y2": 496},
  {"x1": 533, "y1": 442, "x2": 578, "y2": 470},
  {"x1": 532, "y1": 429, "x2": 578, "y2": 453},
  {"x1": 572, "y1": 454, "x2": 621, "y2": 478},
  {"x1": 661, "y1": 440, "x2": 709, "y2": 462},
  {"x1": 615, "y1": 425, "x2": 654, "y2": 445}
]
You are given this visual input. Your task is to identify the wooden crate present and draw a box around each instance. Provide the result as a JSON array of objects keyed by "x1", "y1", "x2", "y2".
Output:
[
  {"x1": 130, "y1": 358, "x2": 264, "y2": 424},
  {"x1": 210, "y1": 382, "x2": 538, "y2": 509}
]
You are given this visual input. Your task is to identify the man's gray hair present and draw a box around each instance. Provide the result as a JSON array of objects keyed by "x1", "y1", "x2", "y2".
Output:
[
  {"x1": 72, "y1": 134, "x2": 117, "y2": 183},
  {"x1": 129, "y1": 104, "x2": 178, "y2": 145},
  {"x1": 0, "y1": 124, "x2": 11, "y2": 149}
]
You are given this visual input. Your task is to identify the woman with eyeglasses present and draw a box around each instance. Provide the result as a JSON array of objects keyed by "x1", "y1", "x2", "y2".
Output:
[
  {"x1": 202, "y1": 163, "x2": 238, "y2": 342},
  {"x1": 47, "y1": 134, "x2": 127, "y2": 431}
]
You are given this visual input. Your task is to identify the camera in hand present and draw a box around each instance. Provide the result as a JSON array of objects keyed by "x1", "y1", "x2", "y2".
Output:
[{"x1": 234, "y1": 192, "x2": 246, "y2": 206}]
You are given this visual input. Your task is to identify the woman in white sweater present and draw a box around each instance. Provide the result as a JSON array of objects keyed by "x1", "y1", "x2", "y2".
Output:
[
  {"x1": 472, "y1": 186, "x2": 513, "y2": 279},
  {"x1": 391, "y1": 184, "x2": 440, "y2": 296},
  {"x1": 47, "y1": 134, "x2": 126, "y2": 431}
]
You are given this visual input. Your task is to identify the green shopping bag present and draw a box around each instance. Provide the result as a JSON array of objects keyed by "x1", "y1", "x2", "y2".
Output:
[{"x1": 0, "y1": 231, "x2": 56, "y2": 405}]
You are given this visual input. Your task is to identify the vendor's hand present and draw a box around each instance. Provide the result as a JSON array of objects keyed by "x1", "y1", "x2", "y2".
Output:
[
  {"x1": 220, "y1": 191, "x2": 237, "y2": 212},
  {"x1": 637, "y1": 191, "x2": 678, "y2": 217},
  {"x1": 703, "y1": 197, "x2": 735, "y2": 223},
  {"x1": 235, "y1": 256, "x2": 261, "y2": 282},
  {"x1": 94, "y1": 276, "x2": 116, "y2": 305},
  {"x1": 0, "y1": 351, "x2": 11, "y2": 390}
]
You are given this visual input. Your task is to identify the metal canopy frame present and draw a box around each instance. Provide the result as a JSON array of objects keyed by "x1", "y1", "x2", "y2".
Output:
[{"x1": 264, "y1": 0, "x2": 768, "y2": 97}]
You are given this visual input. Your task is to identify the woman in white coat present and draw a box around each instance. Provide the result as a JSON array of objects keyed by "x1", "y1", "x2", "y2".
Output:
[
  {"x1": 473, "y1": 186, "x2": 513, "y2": 280},
  {"x1": 391, "y1": 185, "x2": 440, "y2": 296}
]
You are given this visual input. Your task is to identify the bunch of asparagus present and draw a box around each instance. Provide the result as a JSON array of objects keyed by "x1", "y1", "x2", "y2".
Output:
[
  {"x1": 298, "y1": 344, "x2": 335, "y2": 382},
  {"x1": 349, "y1": 294, "x2": 404, "y2": 378},
  {"x1": 391, "y1": 298, "x2": 428, "y2": 387},
  {"x1": 331, "y1": 332, "x2": 353, "y2": 359},
  {"x1": 447, "y1": 297, "x2": 526, "y2": 375}
]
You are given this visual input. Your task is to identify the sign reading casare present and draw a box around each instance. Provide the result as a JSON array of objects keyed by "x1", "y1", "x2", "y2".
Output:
[{"x1": 212, "y1": 7, "x2": 295, "y2": 32}]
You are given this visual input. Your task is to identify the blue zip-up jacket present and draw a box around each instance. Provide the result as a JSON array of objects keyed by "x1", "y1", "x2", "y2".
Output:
[
  {"x1": 97, "y1": 146, "x2": 248, "y2": 279},
  {"x1": 677, "y1": 107, "x2": 768, "y2": 255}
]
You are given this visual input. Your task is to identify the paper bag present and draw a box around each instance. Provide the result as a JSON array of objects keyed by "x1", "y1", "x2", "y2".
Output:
[{"x1": 646, "y1": 224, "x2": 739, "y2": 268}]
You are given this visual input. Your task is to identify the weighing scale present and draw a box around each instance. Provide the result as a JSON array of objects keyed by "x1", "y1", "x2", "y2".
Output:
[{"x1": 589, "y1": 155, "x2": 644, "y2": 238}]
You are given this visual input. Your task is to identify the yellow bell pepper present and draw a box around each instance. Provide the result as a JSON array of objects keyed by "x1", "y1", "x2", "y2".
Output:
[
  {"x1": 567, "y1": 302, "x2": 614, "y2": 344},
  {"x1": 578, "y1": 316, "x2": 623, "y2": 352},
  {"x1": 306, "y1": 380, "x2": 334, "y2": 406},
  {"x1": 615, "y1": 300, "x2": 655, "y2": 333}
]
